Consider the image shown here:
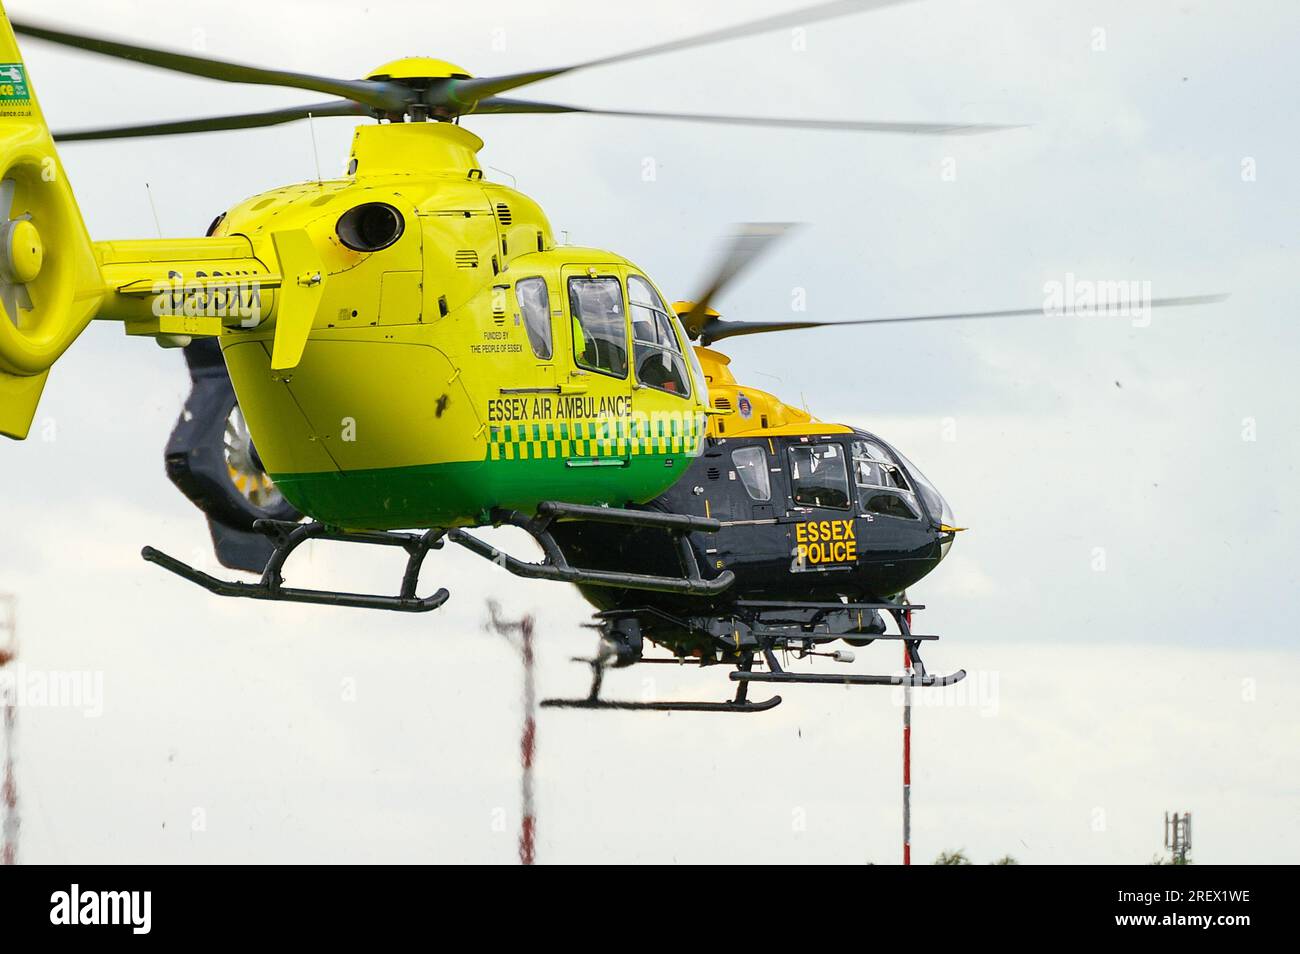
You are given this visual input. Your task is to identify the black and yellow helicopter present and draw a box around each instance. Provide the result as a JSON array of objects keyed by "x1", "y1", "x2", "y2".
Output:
[{"x1": 0, "y1": 3, "x2": 1223, "y2": 712}]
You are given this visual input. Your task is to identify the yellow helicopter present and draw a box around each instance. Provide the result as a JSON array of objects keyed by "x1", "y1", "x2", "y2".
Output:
[
  {"x1": 0, "y1": 1, "x2": 1031, "y2": 610},
  {"x1": 0, "y1": 2, "x2": 1219, "y2": 626}
]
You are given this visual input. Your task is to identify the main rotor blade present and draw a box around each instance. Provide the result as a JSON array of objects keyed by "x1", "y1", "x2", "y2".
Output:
[
  {"x1": 681, "y1": 224, "x2": 801, "y2": 339},
  {"x1": 449, "y1": 0, "x2": 918, "y2": 105},
  {"x1": 11, "y1": 19, "x2": 409, "y2": 112},
  {"x1": 699, "y1": 294, "x2": 1232, "y2": 344},
  {"x1": 473, "y1": 96, "x2": 1017, "y2": 136},
  {"x1": 52, "y1": 100, "x2": 370, "y2": 142}
]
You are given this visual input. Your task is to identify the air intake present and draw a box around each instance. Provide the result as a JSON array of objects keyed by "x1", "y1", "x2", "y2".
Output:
[{"x1": 336, "y1": 202, "x2": 404, "y2": 252}]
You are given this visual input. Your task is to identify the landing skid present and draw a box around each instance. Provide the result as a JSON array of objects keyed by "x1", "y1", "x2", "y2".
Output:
[
  {"x1": 142, "y1": 500, "x2": 734, "y2": 612},
  {"x1": 541, "y1": 696, "x2": 781, "y2": 713},
  {"x1": 732, "y1": 670, "x2": 966, "y2": 688},
  {"x1": 546, "y1": 598, "x2": 966, "y2": 712},
  {"x1": 541, "y1": 654, "x2": 781, "y2": 713},
  {"x1": 448, "y1": 501, "x2": 734, "y2": 596},
  {"x1": 736, "y1": 600, "x2": 965, "y2": 689},
  {"x1": 143, "y1": 520, "x2": 450, "y2": 612}
]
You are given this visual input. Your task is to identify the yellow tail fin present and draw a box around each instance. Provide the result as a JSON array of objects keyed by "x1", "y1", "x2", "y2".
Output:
[{"x1": 0, "y1": 4, "x2": 104, "y2": 438}]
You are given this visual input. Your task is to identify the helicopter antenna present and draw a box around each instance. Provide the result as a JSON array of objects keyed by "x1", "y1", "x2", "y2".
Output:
[
  {"x1": 307, "y1": 112, "x2": 323, "y2": 184},
  {"x1": 487, "y1": 166, "x2": 517, "y2": 189},
  {"x1": 143, "y1": 182, "x2": 163, "y2": 238}
]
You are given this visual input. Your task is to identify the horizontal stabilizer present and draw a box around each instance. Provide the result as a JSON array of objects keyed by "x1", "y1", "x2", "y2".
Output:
[{"x1": 0, "y1": 367, "x2": 48, "y2": 439}]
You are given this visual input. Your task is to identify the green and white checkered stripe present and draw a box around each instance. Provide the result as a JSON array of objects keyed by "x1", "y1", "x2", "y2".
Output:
[{"x1": 488, "y1": 414, "x2": 705, "y2": 461}]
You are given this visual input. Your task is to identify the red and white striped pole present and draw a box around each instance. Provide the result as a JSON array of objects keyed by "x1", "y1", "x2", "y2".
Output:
[
  {"x1": 518, "y1": 615, "x2": 536, "y2": 866},
  {"x1": 1, "y1": 596, "x2": 17, "y2": 867},
  {"x1": 1, "y1": 700, "x2": 14, "y2": 866},
  {"x1": 489, "y1": 603, "x2": 538, "y2": 866},
  {"x1": 902, "y1": 603, "x2": 912, "y2": 867}
]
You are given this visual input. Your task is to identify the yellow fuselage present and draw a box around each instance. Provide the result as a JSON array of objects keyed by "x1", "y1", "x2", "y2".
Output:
[{"x1": 101, "y1": 123, "x2": 709, "y2": 528}]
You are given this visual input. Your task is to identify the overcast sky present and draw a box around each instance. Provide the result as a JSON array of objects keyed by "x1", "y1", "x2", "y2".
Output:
[{"x1": 2, "y1": 0, "x2": 1297, "y2": 864}]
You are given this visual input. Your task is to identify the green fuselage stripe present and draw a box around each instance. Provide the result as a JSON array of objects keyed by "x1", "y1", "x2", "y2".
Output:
[{"x1": 271, "y1": 453, "x2": 691, "y2": 530}]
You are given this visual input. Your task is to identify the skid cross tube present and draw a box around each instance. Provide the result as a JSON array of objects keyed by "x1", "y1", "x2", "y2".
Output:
[
  {"x1": 718, "y1": 601, "x2": 964, "y2": 689},
  {"x1": 536, "y1": 500, "x2": 723, "y2": 532},
  {"x1": 142, "y1": 519, "x2": 450, "y2": 612},
  {"x1": 447, "y1": 502, "x2": 735, "y2": 596},
  {"x1": 545, "y1": 597, "x2": 965, "y2": 710},
  {"x1": 542, "y1": 650, "x2": 782, "y2": 713}
]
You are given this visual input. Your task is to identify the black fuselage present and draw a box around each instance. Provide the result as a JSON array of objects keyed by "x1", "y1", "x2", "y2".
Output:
[{"x1": 551, "y1": 427, "x2": 952, "y2": 653}]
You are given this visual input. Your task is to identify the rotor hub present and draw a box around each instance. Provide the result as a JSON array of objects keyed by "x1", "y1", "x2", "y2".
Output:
[
  {"x1": 4, "y1": 218, "x2": 43, "y2": 285},
  {"x1": 672, "y1": 299, "x2": 720, "y2": 339},
  {"x1": 364, "y1": 57, "x2": 473, "y2": 84}
]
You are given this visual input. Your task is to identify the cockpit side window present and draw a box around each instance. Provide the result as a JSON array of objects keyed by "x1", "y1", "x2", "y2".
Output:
[
  {"x1": 863, "y1": 492, "x2": 919, "y2": 520},
  {"x1": 853, "y1": 438, "x2": 919, "y2": 519},
  {"x1": 516, "y1": 277, "x2": 552, "y2": 360},
  {"x1": 732, "y1": 446, "x2": 770, "y2": 501},
  {"x1": 568, "y1": 276, "x2": 628, "y2": 378},
  {"x1": 789, "y1": 442, "x2": 851, "y2": 510},
  {"x1": 628, "y1": 274, "x2": 691, "y2": 398}
]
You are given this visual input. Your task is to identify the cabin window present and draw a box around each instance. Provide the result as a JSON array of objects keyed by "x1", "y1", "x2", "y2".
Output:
[
  {"x1": 788, "y1": 443, "x2": 851, "y2": 510},
  {"x1": 892, "y1": 446, "x2": 954, "y2": 526},
  {"x1": 732, "y1": 446, "x2": 770, "y2": 501},
  {"x1": 516, "y1": 277, "x2": 552, "y2": 360},
  {"x1": 568, "y1": 276, "x2": 628, "y2": 378},
  {"x1": 852, "y1": 439, "x2": 911, "y2": 492},
  {"x1": 628, "y1": 274, "x2": 691, "y2": 398},
  {"x1": 853, "y1": 439, "x2": 920, "y2": 520},
  {"x1": 864, "y1": 492, "x2": 920, "y2": 520}
]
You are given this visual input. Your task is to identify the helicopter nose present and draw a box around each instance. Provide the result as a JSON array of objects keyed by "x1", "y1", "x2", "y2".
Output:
[
  {"x1": 932, "y1": 492, "x2": 963, "y2": 560},
  {"x1": 938, "y1": 524, "x2": 962, "y2": 560},
  {"x1": 886, "y1": 444, "x2": 959, "y2": 543}
]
